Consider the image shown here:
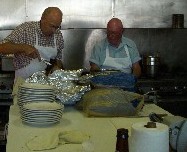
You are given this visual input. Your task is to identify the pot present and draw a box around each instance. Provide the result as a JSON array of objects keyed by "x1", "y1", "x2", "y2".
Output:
[
  {"x1": 172, "y1": 14, "x2": 184, "y2": 28},
  {"x1": 142, "y1": 55, "x2": 160, "y2": 78}
]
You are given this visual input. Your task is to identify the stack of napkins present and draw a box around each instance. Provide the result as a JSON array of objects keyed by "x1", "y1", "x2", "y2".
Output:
[{"x1": 26, "y1": 130, "x2": 90, "y2": 151}]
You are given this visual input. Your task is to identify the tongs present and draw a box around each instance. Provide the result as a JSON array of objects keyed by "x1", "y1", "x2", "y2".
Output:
[
  {"x1": 149, "y1": 112, "x2": 168, "y2": 123},
  {"x1": 40, "y1": 58, "x2": 52, "y2": 65}
]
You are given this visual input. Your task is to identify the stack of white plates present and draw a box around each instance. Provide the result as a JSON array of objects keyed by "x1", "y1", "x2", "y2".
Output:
[
  {"x1": 21, "y1": 101, "x2": 64, "y2": 126},
  {"x1": 18, "y1": 83, "x2": 55, "y2": 108}
]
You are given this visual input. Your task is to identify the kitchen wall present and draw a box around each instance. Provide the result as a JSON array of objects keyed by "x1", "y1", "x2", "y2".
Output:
[
  {"x1": 1, "y1": 0, "x2": 187, "y2": 28},
  {"x1": 62, "y1": 28, "x2": 187, "y2": 75},
  {"x1": 0, "y1": 0, "x2": 187, "y2": 74}
]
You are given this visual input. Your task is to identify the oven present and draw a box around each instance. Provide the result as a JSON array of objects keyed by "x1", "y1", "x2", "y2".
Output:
[
  {"x1": 0, "y1": 73, "x2": 14, "y2": 150},
  {"x1": 137, "y1": 75, "x2": 187, "y2": 117}
]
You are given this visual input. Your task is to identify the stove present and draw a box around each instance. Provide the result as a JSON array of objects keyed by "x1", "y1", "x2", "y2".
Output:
[
  {"x1": 137, "y1": 75, "x2": 187, "y2": 117},
  {"x1": 0, "y1": 73, "x2": 14, "y2": 146},
  {"x1": 137, "y1": 78, "x2": 187, "y2": 95}
]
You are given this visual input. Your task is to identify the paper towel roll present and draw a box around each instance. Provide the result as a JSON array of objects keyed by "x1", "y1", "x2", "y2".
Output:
[{"x1": 129, "y1": 121, "x2": 169, "y2": 152}]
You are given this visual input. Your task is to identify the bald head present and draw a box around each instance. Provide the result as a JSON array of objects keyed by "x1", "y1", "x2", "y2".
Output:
[
  {"x1": 40, "y1": 7, "x2": 63, "y2": 36},
  {"x1": 41, "y1": 7, "x2": 62, "y2": 21},
  {"x1": 107, "y1": 18, "x2": 124, "y2": 47},
  {"x1": 107, "y1": 18, "x2": 123, "y2": 29}
]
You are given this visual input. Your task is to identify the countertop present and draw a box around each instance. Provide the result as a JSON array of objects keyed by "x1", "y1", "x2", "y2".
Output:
[{"x1": 6, "y1": 98, "x2": 172, "y2": 152}]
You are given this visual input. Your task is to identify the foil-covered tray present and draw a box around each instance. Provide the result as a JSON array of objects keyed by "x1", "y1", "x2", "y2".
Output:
[{"x1": 26, "y1": 69, "x2": 91, "y2": 105}]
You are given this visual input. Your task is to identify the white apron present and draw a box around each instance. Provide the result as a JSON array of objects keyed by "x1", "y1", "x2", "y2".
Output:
[
  {"x1": 101, "y1": 45, "x2": 132, "y2": 73},
  {"x1": 15, "y1": 34, "x2": 57, "y2": 80}
]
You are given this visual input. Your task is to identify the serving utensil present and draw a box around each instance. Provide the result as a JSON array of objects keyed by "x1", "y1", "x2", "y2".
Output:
[{"x1": 40, "y1": 58, "x2": 51, "y2": 65}]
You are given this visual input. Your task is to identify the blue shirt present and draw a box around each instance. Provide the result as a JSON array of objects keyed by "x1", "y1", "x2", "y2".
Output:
[{"x1": 89, "y1": 36, "x2": 141, "y2": 67}]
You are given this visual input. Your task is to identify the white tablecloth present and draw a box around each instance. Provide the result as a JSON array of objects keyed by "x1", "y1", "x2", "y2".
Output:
[{"x1": 6, "y1": 98, "x2": 172, "y2": 152}]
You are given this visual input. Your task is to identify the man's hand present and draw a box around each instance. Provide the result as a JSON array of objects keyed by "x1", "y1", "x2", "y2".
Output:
[
  {"x1": 132, "y1": 62, "x2": 141, "y2": 78},
  {"x1": 22, "y1": 44, "x2": 40, "y2": 60},
  {"x1": 0, "y1": 42, "x2": 41, "y2": 61},
  {"x1": 45, "y1": 59, "x2": 64, "y2": 76},
  {"x1": 90, "y1": 62, "x2": 100, "y2": 72}
]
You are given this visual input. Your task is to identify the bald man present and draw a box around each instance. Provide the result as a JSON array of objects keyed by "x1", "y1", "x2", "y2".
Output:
[
  {"x1": 0, "y1": 7, "x2": 64, "y2": 80},
  {"x1": 89, "y1": 18, "x2": 141, "y2": 77}
]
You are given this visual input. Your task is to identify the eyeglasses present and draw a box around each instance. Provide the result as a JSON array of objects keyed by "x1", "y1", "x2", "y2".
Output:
[
  {"x1": 44, "y1": 19, "x2": 61, "y2": 30},
  {"x1": 107, "y1": 29, "x2": 123, "y2": 37},
  {"x1": 107, "y1": 32, "x2": 122, "y2": 38},
  {"x1": 49, "y1": 23, "x2": 61, "y2": 30}
]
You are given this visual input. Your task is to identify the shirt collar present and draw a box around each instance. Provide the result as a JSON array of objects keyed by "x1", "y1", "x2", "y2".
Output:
[
  {"x1": 106, "y1": 38, "x2": 124, "y2": 50},
  {"x1": 36, "y1": 21, "x2": 56, "y2": 38},
  {"x1": 36, "y1": 21, "x2": 43, "y2": 35}
]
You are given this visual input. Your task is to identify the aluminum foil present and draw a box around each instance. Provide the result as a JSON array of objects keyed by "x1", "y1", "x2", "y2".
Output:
[{"x1": 25, "y1": 69, "x2": 91, "y2": 105}]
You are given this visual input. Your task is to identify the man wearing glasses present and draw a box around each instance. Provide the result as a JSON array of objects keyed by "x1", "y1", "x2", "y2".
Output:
[
  {"x1": 0, "y1": 7, "x2": 64, "y2": 80},
  {"x1": 89, "y1": 18, "x2": 141, "y2": 78}
]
